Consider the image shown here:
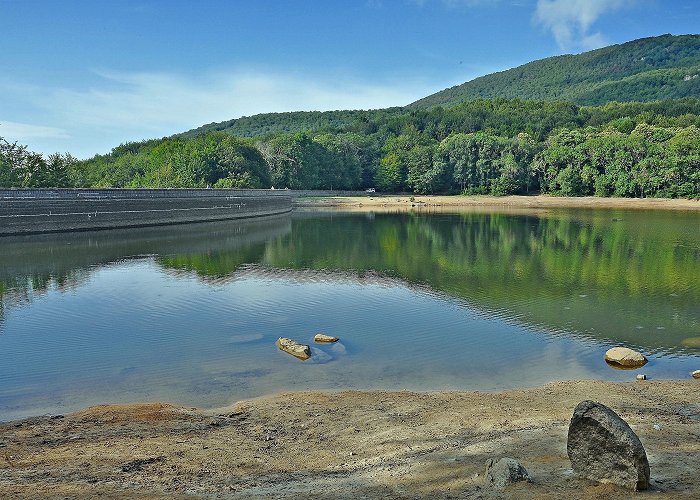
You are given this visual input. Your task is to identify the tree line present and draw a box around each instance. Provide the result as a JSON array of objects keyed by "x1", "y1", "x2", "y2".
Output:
[{"x1": 1, "y1": 97, "x2": 699, "y2": 198}]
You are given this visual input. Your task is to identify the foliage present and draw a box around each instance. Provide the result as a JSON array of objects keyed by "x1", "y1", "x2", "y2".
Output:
[
  {"x1": 1, "y1": 94, "x2": 699, "y2": 198},
  {"x1": 1, "y1": 137, "x2": 76, "y2": 188},
  {"x1": 412, "y1": 34, "x2": 700, "y2": 108}
]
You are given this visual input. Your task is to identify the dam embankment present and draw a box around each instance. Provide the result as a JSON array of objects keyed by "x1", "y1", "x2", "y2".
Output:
[{"x1": 0, "y1": 188, "x2": 292, "y2": 236}]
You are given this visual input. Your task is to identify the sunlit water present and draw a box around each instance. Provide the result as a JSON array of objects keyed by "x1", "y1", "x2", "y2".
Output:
[{"x1": 1, "y1": 208, "x2": 699, "y2": 420}]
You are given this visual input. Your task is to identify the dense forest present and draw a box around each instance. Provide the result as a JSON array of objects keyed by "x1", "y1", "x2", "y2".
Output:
[
  {"x1": 2, "y1": 97, "x2": 700, "y2": 198},
  {"x1": 2, "y1": 34, "x2": 700, "y2": 198},
  {"x1": 412, "y1": 34, "x2": 700, "y2": 108}
]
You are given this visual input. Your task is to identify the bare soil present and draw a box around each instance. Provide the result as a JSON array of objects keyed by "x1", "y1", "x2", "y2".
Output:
[
  {"x1": 296, "y1": 194, "x2": 700, "y2": 212},
  {"x1": 2, "y1": 380, "x2": 699, "y2": 498}
]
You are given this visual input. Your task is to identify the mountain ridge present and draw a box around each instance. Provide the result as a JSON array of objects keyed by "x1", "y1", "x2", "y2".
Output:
[{"x1": 410, "y1": 34, "x2": 700, "y2": 108}]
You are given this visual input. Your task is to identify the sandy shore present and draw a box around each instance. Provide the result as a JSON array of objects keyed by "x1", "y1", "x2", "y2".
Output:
[
  {"x1": 2, "y1": 380, "x2": 699, "y2": 498},
  {"x1": 295, "y1": 194, "x2": 700, "y2": 211}
]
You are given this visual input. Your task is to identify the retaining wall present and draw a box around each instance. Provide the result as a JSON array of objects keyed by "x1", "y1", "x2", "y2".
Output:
[{"x1": 0, "y1": 188, "x2": 292, "y2": 236}]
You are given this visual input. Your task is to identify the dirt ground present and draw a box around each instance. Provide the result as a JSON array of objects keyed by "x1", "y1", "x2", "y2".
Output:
[
  {"x1": 2, "y1": 380, "x2": 699, "y2": 498},
  {"x1": 296, "y1": 194, "x2": 700, "y2": 212}
]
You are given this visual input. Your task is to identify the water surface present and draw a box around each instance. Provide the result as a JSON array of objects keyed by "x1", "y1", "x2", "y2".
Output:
[{"x1": 1, "y1": 208, "x2": 698, "y2": 420}]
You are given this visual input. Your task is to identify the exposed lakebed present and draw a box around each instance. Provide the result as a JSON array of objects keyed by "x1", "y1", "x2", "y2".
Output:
[{"x1": 0, "y1": 208, "x2": 698, "y2": 420}]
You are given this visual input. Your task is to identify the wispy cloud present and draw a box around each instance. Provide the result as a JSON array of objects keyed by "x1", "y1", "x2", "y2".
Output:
[
  {"x1": 0, "y1": 69, "x2": 436, "y2": 158},
  {"x1": 0, "y1": 121, "x2": 70, "y2": 140},
  {"x1": 534, "y1": 0, "x2": 635, "y2": 52}
]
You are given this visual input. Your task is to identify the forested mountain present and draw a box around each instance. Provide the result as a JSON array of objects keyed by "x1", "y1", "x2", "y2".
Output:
[
  {"x1": 4, "y1": 97, "x2": 698, "y2": 198},
  {"x1": 181, "y1": 108, "x2": 406, "y2": 138},
  {"x1": 2, "y1": 35, "x2": 700, "y2": 199},
  {"x1": 411, "y1": 35, "x2": 700, "y2": 108}
]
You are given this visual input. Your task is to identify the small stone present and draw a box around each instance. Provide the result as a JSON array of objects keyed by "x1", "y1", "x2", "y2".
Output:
[
  {"x1": 484, "y1": 457, "x2": 531, "y2": 489},
  {"x1": 653, "y1": 424, "x2": 661, "y2": 430},
  {"x1": 275, "y1": 337, "x2": 311, "y2": 360},
  {"x1": 567, "y1": 400, "x2": 650, "y2": 491},
  {"x1": 314, "y1": 333, "x2": 339, "y2": 343},
  {"x1": 636, "y1": 374, "x2": 647, "y2": 381},
  {"x1": 604, "y1": 347, "x2": 648, "y2": 369},
  {"x1": 692, "y1": 370, "x2": 700, "y2": 379}
]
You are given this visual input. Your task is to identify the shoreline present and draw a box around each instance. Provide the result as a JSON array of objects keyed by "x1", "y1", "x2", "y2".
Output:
[
  {"x1": 2, "y1": 380, "x2": 699, "y2": 498},
  {"x1": 295, "y1": 194, "x2": 700, "y2": 211}
]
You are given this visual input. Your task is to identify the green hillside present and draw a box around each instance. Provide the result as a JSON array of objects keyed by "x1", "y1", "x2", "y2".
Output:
[
  {"x1": 411, "y1": 34, "x2": 700, "y2": 108},
  {"x1": 180, "y1": 108, "x2": 406, "y2": 139},
  {"x1": 3, "y1": 36, "x2": 700, "y2": 199}
]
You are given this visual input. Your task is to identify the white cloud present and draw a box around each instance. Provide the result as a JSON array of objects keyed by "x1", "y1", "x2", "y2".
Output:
[
  {"x1": 0, "y1": 69, "x2": 437, "y2": 158},
  {"x1": 0, "y1": 121, "x2": 70, "y2": 140},
  {"x1": 534, "y1": 0, "x2": 635, "y2": 51}
]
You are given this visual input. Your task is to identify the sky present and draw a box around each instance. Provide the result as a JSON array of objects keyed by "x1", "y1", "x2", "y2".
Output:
[{"x1": 1, "y1": 0, "x2": 698, "y2": 158}]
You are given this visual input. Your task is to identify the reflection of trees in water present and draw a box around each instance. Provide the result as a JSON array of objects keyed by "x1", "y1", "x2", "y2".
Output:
[
  {"x1": 253, "y1": 211, "x2": 700, "y2": 352},
  {"x1": 0, "y1": 215, "x2": 292, "y2": 320},
  {"x1": 1, "y1": 210, "x2": 697, "y2": 352},
  {"x1": 0, "y1": 269, "x2": 91, "y2": 330}
]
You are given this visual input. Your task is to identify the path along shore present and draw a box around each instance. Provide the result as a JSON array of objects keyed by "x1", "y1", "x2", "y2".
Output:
[{"x1": 295, "y1": 194, "x2": 700, "y2": 212}]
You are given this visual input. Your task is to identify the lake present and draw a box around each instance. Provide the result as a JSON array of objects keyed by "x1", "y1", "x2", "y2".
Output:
[{"x1": 1, "y1": 208, "x2": 699, "y2": 420}]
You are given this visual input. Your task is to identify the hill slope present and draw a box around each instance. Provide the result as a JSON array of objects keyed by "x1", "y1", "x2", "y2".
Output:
[
  {"x1": 180, "y1": 108, "x2": 406, "y2": 139},
  {"x1": 411, "y1": 34, "x2": 700, "y2": 108}
]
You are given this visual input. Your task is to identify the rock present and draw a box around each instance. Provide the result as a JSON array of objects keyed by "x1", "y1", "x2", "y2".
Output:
[
  {"x1": 636, "y1": 374, "x2": 647, "y2": 380},
  {"x1": 314, "y1": 333, "x2": 339, "y2": 343},
  {"x1": 120, "y1": 456, "x2": 166, "y2": 473},
  {"x1": 681, "y1": 337, "x2": 700, "y2": 348},
  {"x1": 275, "y1": 338, "x2": 311, "y2": 360},
  {"x1": 692, "y1": 370, "x2": 700, "y2": 379},
  {"x1": 330, "y1": 342, "x2": 347, "y2": 356},
  {"x1": 484, "y1": 457, "x2": 531, "y2": 489},
  {"x1": 307, "y1": 347, "x2": 333, "y2": 364},
  {"x1": 604, "y1": 347, "x2": 647, "y2": 369},
  {"x1": 567, "y1": 400, "x2": 650, "y2": 491}
]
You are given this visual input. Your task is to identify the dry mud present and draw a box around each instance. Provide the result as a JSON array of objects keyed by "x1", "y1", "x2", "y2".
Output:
[{"x1": 2, "y1": 380, "x2": 699, "y2": 498}]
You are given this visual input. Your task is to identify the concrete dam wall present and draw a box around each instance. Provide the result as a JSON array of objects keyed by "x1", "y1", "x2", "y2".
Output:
[{"x1": 0, "y1": 188, "x2": 292, "y2": 236}]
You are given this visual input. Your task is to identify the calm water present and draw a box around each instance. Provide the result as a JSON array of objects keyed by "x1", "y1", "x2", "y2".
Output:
[{"x1": 1, "y1": 208, "x2": 699, "y2": 420}]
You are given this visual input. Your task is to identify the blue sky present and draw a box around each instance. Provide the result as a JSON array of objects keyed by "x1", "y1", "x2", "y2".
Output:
[{"x1": 1, "y1": 0, "x2": 698, "y2": 158}]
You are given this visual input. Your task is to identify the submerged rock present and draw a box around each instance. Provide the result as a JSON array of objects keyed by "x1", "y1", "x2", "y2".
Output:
[
  {"x1": 275, "y1": 338, "x2": 311, "y2": 361},
  {"x1": 314, "y1": 333, "x2": 339, "y2": 343},
  {"x1": 604, "y1": 347, "x2": 647, "y2": 369},
  {"x1": 484, "y1": 457, "x2": 531, "y2": 489},
  {"x1": 567, "y1": 400, "x2": 650, "y2": 491},
  {"x1": 308, "y1": 347, "x2": 333, "y2": 364},
  {"x1": 681, "y1": 337, "x2": 700, "y2": 348}
]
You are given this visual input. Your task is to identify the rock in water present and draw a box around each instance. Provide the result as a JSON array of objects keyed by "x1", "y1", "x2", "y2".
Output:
[
  {"x1": 484, "y1": 458, "x2": 531, "y2": 489},
  {"x1": 314, "y1": 333, "x2": 339, "y2": 343},
  {"x1": 567, "y1": 400, "x2": 650, "y2": 491},
  {"x1": 275, "y1": 338, "x2": 311, "y2": 361},
  {"x1": 681, "y1": 337, "x2": 700, "y2": 348},
  {"x1": 604, "y1": 347, "x2": 648, "y2": 369},
  {"x1": 692, "y1": 370, "x2": 700, "y2": 379}
]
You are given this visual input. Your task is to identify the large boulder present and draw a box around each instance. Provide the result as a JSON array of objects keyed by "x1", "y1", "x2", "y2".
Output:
[
  {"x1": 604, "y1": 347, "x2": 647, "y2": 369},
  {"x1": 567, "y1": 400, "x2": 650, "y2": 491},
  {"x1": 275, "y1": 338, "x2": 311, "y2": 361},
  {"x1": 484, "y1": 457, "x2": 531, "y2": 489}
]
